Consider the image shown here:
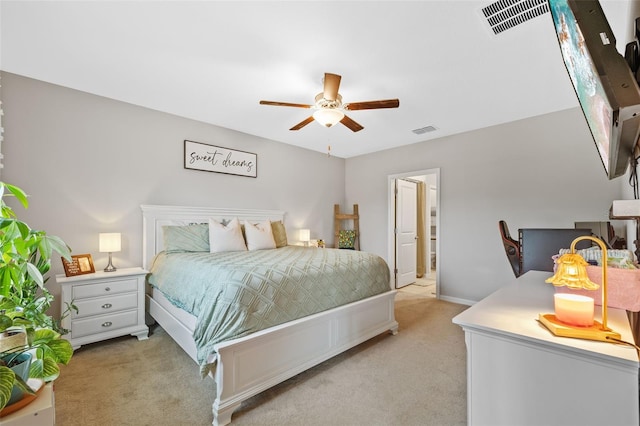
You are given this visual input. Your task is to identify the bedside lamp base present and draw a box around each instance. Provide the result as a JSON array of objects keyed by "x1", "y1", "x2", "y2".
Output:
[
  {"x1": 538, "y1": 313, "x2": 621, "y2": 342},
  {"x1": 104, "y1": 252, "x2": 117, "y2": 272}
]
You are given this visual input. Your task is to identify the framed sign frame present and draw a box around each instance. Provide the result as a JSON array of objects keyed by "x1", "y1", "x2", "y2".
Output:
[
  {"x1": 184, "y1": 140, "x2": 257, "y2": 178},
  {"x1": 62, "y1": 254, "x2": 96, "y2": 277}
]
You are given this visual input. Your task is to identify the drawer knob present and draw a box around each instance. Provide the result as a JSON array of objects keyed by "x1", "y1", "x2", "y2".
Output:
[
  {"x1": 101, "y1": 303, "x2": 113, "y2": 309},
  {"x1": 105, "y1": 287, "x2": 111, "y2": 292},
  {"x1": 101, "y1": 321, "x2": 113, "y2": 328}
]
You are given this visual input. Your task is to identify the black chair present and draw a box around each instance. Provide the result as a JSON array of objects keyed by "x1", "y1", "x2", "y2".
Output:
[
  {"x1": 499, "y1": 220, "x2": 520, "y2": 277},
  {"x1": 499, "y1": 220, "x2": 592, "y2": 278}
]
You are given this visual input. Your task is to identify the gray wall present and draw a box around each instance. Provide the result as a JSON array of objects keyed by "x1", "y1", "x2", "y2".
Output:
[
  {"x1": 345, "y1": 108, "x2": 624, "y2": 304},
  {"x1": 1, "y1": 71, "x2": 629, "y2": 313},
  {"x1": 1, "y1": 72, "x2": 346, "y2": 317}
]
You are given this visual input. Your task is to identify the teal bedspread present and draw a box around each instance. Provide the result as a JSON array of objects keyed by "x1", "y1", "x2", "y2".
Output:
[{"x1": 147, "y1": 246, "x2": 391, "y2": 374}]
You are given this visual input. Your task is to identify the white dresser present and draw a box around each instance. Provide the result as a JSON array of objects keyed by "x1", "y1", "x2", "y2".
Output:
[
  {"x1": 453, "y1": 270, "x2": 639, "y2": 426},
  {"x1": 58, "y1": 267, "x2": 149, "y2": 349}
]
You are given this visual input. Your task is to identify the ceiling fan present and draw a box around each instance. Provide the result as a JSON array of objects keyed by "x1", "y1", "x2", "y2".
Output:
[{"x1": 259, "y1": 72, "x2": 399, "y2": 132}]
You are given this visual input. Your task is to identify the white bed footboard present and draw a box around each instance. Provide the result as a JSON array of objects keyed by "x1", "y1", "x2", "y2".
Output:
[
  {"x1": 213, "y1": 290, "x2": 398, "y2": 426},
  {"x1": 141, "y1": 204, "x2": 398, "y2": 425}
]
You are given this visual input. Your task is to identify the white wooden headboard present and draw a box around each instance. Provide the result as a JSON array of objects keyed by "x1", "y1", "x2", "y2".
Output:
[{"x1": 140, "y1": 204, "x2": 286, "y2": 270}]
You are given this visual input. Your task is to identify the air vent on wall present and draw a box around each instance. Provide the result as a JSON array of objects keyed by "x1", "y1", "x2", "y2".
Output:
[
  {"x1": 412, "y1": 126, "x2": 437, "y2": 135},
  {"x1": 482, "y1": 0, "x2": 549, "y2": 35}
]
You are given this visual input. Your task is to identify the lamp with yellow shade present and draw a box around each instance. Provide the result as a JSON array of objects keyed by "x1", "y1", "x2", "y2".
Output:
[{"x1": 539, "y1": 235, "x2": 621, "y2": 342}]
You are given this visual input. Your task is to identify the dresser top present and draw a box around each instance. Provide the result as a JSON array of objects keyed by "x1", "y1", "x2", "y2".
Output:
[{"x1": 453, "y1": 270, "x2": 639, "y2": 367}]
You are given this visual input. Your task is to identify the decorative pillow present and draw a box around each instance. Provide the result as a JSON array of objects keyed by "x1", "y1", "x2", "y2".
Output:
[
  {"x1": 338, "y1": 230, "x2": 357, "y2": 249},
  {"x1": 244, "y1": 220, "x2": 276, "y2": 251},
  {"x1": 271, "y1": 221, "x2": 288, "y2": 248},
  {"x1": 209, "y1": 218, "x2": 247, "y2": 253},
  {"x1": 162, "y1": 224, "x2": 209, "y2": 252}
]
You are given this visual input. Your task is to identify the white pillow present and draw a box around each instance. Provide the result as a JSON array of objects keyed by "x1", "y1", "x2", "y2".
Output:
[
  {"x1": 244, "y1": 220, "x2": 276, "y2": 251},
  {"x1": 209, "y1": 218, "x2": 247, "y2": 253}
]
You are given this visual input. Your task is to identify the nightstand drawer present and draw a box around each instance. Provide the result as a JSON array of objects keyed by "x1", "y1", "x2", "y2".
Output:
[
  {"x1": 71, "y1": 310, "x2": 138, "y2": 338},
  {"x1": 72, "y1": 292, "x2": 138, "y2": 319},
  {"x1": 73, "y1": 278, "x2": 138, "y2": 299}
]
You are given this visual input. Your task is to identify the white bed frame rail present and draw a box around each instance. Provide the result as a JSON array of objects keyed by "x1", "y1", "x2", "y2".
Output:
[{"x1": 141, "y1": 204, "x2": 398, "y2": 426}]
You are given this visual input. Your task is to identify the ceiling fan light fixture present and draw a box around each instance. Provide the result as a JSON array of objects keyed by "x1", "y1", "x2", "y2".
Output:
[
  {"x1": 260, "y1": 72, "x2": 398, "y2": 132},
  {"x1": 313, "y1": 108, "x2": 344, "y2": 128}
]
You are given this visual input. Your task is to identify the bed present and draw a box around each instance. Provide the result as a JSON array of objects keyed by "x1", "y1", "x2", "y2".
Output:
[{"x1": 141, "y1": 204, "x2": 399, "y2": 426}]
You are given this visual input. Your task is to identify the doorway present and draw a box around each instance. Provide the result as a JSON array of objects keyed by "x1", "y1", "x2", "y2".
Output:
[{"x1": 387, "y1": 168, "x2": 439, "y2": 298}]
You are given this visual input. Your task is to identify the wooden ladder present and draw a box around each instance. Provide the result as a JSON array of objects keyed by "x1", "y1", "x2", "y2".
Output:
[{"x1": 334, "y1": 204, "x2": 360, "y2": 250}]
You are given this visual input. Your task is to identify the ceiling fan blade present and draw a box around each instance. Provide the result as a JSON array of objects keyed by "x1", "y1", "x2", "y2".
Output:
[
  {"x1": 260, "y1": 100, "x2": 313, "y2": 108},
  {"x1": 344, "y1": 99, "x2": 400, "y2": 111},
  {"x1": 340, "y1": 115, "x2": 364, "y2": 132},
  {"x1": 323, "y1": 73, "x2": 342, "y2": 101},
  {"x1": 290, "y1": 116, "x2": 315, "y2": 131}
]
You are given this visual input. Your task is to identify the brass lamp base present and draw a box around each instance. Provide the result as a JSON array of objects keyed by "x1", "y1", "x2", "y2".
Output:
[{"x1": 538, "y1": 313, "x2": 621, "y2": 342}]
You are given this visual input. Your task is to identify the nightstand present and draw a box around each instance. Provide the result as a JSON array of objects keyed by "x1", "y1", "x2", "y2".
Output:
[{"x1": 58, "y1": 267, "x2": 149, "y2": 349}]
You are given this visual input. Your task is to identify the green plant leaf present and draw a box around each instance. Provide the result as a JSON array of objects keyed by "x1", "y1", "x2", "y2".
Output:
[
  {"x1": 0, "y1": 271, "x2": 11, "y2": 298},
  {"x1": 0, "y1": 366, "x2": 16, "y2": 410},
  {"x1": 3, "y1": 183, "x2": 29, "y2": 210},
  {"x1": 0, "y1": 298, "x2": 15, "y2": 311},
  {"x1": 45, "y1": 338, "x2": 73, "y2": 364},
  {"x1": 29, "y1": 357, "x2": 60, "y2": 382},
  {"x1": 30, "y1": 328, "x2": 58, "y2": 348},
  {"x1": 1, "y1": 221, "x2": 22, "y2": 242},
  {"x1": 31, "y1": 329, "x2": 70, "y2": 359},
  {"x1": 0, "y1": 218, "x2": 14, "y2": 230},
  {"x1": 43, "y1": 235, "x2": 72, "y2": 261},
  {"x1": 25, "y1": 262, "x2": 44, "y2": 288},
  {"x1": 31, "y1": 328, "x2": 59, "y2": 341},
  {"x1": 14, "y1": 220, "x2": 32, "y2": 240},
  {"x1": 0, "y1": 314, "x2": 13, "y2": 331}
]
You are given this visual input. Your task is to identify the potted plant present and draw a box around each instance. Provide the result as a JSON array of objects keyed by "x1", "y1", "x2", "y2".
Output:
[{"x1": 0, "y1": 182, "x2": 74, "y2": 411}]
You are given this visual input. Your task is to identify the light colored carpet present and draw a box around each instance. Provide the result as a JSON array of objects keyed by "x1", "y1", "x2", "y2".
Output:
[
  {"x1": 411, "y1": 278, "x2": 436, "y2": 295},
  {"x1": 54, "y1": 288, "x2": 468, "y2": 425}
]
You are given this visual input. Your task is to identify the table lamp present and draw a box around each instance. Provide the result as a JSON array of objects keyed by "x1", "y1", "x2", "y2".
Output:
[
  {"x1": 99, "y1": 232, "x2": 121, "y2": 272},
  {"x1": 539, "y1": 235, "x2": 620, "y2": 342},
  {"x1": 299, "y1": 229, "x2": 310, "y2": 247}
]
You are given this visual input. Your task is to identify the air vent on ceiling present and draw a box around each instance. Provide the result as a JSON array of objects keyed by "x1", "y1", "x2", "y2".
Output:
[
  {"x1": 481, "y1": 0, "x2": 549, "y2": 35},
  {"x1": 412, "y1": 126, "x2": 437, "y2": 135}
]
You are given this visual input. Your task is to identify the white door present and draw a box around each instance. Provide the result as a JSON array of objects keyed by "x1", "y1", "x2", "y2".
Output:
[{"x1": 395, "y1": 179, "x2": 417, "y2": 288}]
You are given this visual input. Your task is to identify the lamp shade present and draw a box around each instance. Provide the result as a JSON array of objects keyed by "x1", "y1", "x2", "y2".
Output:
[
  {"x1": 99, "y1": 233, "x2": 121, "y2": 253},
  {"x1": 299, "y1": 229, "x2": 310, "y2": 242},
  {"x1": 546, "y1": 253, "x2": 599, "y2": 290},
  {"x1": 313, "y1": 108, "x2": 344, "y2": 127}
]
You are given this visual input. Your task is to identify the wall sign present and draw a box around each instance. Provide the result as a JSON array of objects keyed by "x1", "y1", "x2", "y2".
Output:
[{"x1": 184, "y1": 140, "x2": 257, "y2": 178}]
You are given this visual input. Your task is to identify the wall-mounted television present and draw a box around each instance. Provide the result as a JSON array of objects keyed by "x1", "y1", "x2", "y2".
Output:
[{"x1": 549, "y1": 0, "x2": 640, "y2": 180}]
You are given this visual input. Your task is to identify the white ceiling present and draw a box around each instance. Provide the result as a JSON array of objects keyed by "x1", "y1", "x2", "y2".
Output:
[{"x1": 0, "y1": 1, "x2": 634, "y2": 158}]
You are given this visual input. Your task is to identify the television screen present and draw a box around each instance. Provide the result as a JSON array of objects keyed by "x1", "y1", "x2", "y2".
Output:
[{"x1": 549, "y1": 0, "x2": 640, "y2": 179}]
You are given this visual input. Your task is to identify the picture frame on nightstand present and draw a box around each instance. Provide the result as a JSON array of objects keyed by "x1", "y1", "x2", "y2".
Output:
[{"x1": 61, "y1": 253, "x2": 95, "y2": 277}]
